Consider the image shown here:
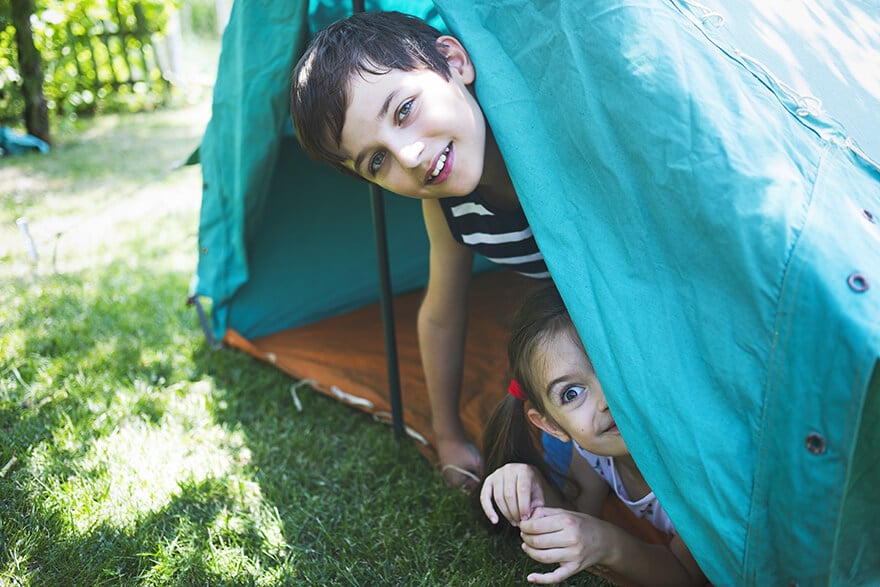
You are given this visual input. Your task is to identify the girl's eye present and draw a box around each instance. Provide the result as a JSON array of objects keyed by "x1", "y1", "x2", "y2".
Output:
[
  {"x1": 562, "y1": 385, "x2": 585, "y2": 404},
  {"x1": 397, "y1": 99, "x2": 413, "y2": 123},
  {"x1": 369, "y1": 151, "x2": 386, "y2": 175}
]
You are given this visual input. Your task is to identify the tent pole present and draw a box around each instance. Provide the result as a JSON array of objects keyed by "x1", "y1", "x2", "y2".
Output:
[
  {"x1": 352, "y1": 2, "x2": 403, "y2": 441},
  {"x1": 369, "y1": 186, "x2": 406, "y2": 441}
]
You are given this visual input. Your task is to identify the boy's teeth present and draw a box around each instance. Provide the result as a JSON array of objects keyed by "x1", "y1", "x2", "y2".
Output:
[{"x1": 431, "y1": 147, "x2": 450, "y2": 178}]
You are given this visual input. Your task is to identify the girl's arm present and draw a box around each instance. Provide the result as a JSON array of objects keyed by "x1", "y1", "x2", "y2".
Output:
[
  {"x1": 519, "y1": 507, "x2": 706, "y2": 586},
  {"x1": 519, "y1": 452, "x2": 706, "y2": 585},
  {"x1": 566, "y1": 446, "x2": 611, "y2": 517}
]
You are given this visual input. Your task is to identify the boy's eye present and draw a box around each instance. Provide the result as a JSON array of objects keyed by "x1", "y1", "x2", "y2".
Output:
[
  {"x1": 396, "y1": 99, "x2": 413, "y2": 123},
  {"x1": 369, "y1": 151, "x2": 386, "y2": 175},
  {"x1": 562, "y1": 385, "x2": 585, "y2": 404}
]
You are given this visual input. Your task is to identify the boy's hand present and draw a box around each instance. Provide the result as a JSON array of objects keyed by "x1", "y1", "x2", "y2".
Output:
[
  {"x1": 518, "y1": 506, "x2": 609, "y2": 584},
  {"x1": 480, "y1": 463, "x2": 546, "y2": 527},
  {"x1": 438, "y1": 439, "x2": 483, "y2": 492}
]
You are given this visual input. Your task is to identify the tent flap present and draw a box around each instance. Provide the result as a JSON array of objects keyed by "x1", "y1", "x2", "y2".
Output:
[{"x1": 434, "y1": 0, "x2": 880, "y2": 583}]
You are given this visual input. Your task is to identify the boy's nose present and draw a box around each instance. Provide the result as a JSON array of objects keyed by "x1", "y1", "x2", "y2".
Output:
[
  {"x1": 596, "y1": 390, "x2": 608, "y2": 411},
  {"x1": 394, "y1": 140, "x2": 425, "y2": 168}
]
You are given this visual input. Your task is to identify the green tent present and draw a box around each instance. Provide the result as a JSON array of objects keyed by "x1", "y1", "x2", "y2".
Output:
[{"x1": 194, "y1": 0, "x2": 880, "y2": 584}]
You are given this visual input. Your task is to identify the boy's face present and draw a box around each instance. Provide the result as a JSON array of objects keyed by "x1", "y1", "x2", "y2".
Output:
[{"x1": 338, "y1": 37, "x2": 487, "y2": 199}]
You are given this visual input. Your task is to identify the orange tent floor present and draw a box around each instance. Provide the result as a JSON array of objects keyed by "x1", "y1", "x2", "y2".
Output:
[{"x1": 224, "y1": 270, "x2": 535, "y2": 465}]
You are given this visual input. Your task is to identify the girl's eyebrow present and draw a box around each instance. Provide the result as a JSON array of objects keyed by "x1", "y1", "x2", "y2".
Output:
[{"x1": 544, "y1": 375, "x2": 571, "y2": 399}]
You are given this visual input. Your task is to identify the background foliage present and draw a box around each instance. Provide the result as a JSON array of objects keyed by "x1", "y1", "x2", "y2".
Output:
[{"x1": 0, "y1": 0, "x2": 200, "y2": 127}]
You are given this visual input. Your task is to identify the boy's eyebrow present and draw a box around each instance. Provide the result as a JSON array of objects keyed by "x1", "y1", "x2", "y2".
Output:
[
  {"x1": 377, "y1": 90, "x2": 398, "y2": 121},
  {"x1": 352, "y1": 90, "x2": 399, "y2": 173}
]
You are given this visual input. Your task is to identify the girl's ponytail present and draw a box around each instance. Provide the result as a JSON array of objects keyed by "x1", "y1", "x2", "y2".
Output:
[
  {"x1": 482, "y1": 394, "x2": 543, "y2": 482},
  {"x1": 479, "y1": 283, "x2": 582, "y2": 519}
]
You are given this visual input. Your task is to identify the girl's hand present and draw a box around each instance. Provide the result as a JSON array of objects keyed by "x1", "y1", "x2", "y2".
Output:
[
  {"x1": 518, "y1": 506, "x2": 609, "y2": 584},
  {"x1": 480, "y1": 463, "x2": 546, "y2": 527}
]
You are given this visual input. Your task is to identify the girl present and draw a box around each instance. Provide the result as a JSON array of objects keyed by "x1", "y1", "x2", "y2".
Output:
[{"x1": 480, "y1": 285, "x2": 706, "y2": 586}]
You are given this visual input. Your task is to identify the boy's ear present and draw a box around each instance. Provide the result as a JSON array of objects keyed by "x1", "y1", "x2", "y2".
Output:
[
  {"x1": 435, "y1": 36, "x2": 475, "y2": 84},
  {"x1": 526, "y1": 408, "x2": 571, "y2": 443}
]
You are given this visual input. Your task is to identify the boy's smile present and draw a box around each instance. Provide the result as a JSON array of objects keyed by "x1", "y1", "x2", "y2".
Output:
[{"x1": 339, "y1": 37, "x2": 488, "y2": 200}]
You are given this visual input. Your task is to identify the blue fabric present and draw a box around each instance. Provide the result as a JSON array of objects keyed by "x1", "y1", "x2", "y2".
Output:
[
  {"x1": 541, "y1": 432, "x2": 572, "y2": 493},
  {"x1": 0, "y1": 127, "x2": 49, "y2": 156},
  {"x1": 434, "y1": 0, "x2": 880, "y2": 584}
]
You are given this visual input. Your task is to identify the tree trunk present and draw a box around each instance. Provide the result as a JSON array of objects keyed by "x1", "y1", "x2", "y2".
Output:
[{"x1": 10, "y1": 0, "x2": 51, "y2": 145}]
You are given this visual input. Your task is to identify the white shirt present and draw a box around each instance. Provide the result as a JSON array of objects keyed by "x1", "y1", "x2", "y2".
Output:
[{"x1": 573, "y1": 443, "x2": 676, "y2": 536}]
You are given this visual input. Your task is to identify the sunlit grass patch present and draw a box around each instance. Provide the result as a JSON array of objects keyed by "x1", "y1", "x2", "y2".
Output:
[{"x1": 30, "y1": 386, "x2": 252, "y2": 535}]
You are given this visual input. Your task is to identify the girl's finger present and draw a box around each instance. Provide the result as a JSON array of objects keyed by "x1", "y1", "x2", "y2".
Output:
[
  {"x1": 521, "y1": 541, "x2": 569, "y2": 565},
  {"x1": 517, "y1": 471, "x2": 533, "y2": 520},
  {"x1": 526, "y1": 562, "x2": 580, "y2": 585},
  {"x1": 501, "y1": 482, "x2": 522, "y2": 525},
  {"x1": 520, "y1": 510, "x2": 567, "y2": 535},
  {"x1": 479, "y1": 480, "x2": 499, "y2": 524}
]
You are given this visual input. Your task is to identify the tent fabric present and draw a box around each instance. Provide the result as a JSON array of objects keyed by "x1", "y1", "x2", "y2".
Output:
[
  {"x1": 195, "y1": 0, "x2": 880, "y2": 585},
  {"x1": 433, "y1": 0, "x2": 880, "y2": 584}
]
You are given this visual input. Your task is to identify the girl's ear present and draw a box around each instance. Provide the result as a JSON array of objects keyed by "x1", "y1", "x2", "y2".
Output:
[
  {"x1": 435, "y1": 36, "x2": 475, "y2": 84},
  {"x1": 526, "y1": 408, "x2": 571, "y2": 443}
]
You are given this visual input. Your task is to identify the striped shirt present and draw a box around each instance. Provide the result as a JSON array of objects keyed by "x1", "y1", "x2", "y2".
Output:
[{"x1": 439, "y1": 192, "x2": 550, "y2": 279}]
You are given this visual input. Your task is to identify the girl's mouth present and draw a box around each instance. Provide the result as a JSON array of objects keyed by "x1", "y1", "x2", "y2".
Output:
[{"x1": 426, "y1": 143, "x2": 452, "y2": 184}]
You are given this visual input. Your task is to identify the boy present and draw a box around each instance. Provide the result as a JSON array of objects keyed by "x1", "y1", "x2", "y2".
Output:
[{"x1": 291, "y1": 11, "x2": 550, "y2": 491}]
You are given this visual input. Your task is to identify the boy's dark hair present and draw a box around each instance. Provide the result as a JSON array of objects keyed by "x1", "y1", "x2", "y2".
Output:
[
  {"x1": 481, "y1": 284, "x2": 582, "y2": 525},
  {"x1": 290, "y1": 11, "x2": 451, "y2": 176}
]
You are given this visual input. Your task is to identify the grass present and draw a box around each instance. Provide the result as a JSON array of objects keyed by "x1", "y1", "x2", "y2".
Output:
[{"x1": 0, "y1": 41, "x2": 610, "y2": 587}]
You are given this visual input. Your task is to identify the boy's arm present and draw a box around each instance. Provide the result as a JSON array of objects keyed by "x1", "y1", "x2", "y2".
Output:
[{"x1": 418, "y1": 199, "x2": 477, "y2": 484}]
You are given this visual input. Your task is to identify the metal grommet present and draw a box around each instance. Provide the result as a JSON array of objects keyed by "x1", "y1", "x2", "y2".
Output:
[
  {"x1": 201, "y1": 247, "x2": 209, "y2": 255},
  {"x1": 805, "y1": 432, "x2": 826, "y2": 455},
  {"x1": 863, "y1": 209, "x2": 876, "y2": 223},
  {"x1": 847, "y1": 273, "x2": 869, "y2": 293}
]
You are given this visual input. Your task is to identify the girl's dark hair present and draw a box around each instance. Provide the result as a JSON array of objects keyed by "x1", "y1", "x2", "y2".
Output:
[
  {"x1": 482, "y1": 284, "x2": 581, "y2": 520},
  {"x1": 290, "y1": 11, "x2": 452, "y2": 176}
]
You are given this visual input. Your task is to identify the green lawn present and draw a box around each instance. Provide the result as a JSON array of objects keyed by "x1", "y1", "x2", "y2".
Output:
[{"x1": 0, "y1": 50, "x2": 611, "y2": 587}]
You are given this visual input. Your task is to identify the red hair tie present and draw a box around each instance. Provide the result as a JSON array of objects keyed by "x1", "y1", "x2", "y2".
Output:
[{"x1": 508, "y1": 378, "x2": 526, "y2": 401}]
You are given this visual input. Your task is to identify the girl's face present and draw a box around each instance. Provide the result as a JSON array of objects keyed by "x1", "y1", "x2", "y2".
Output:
[
  {"x1": 529, "y1": 329, "x2": 628, "y2": 458},
  {"x1": 338, "y1": 36, "x2": 488, "y2": 200}
]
